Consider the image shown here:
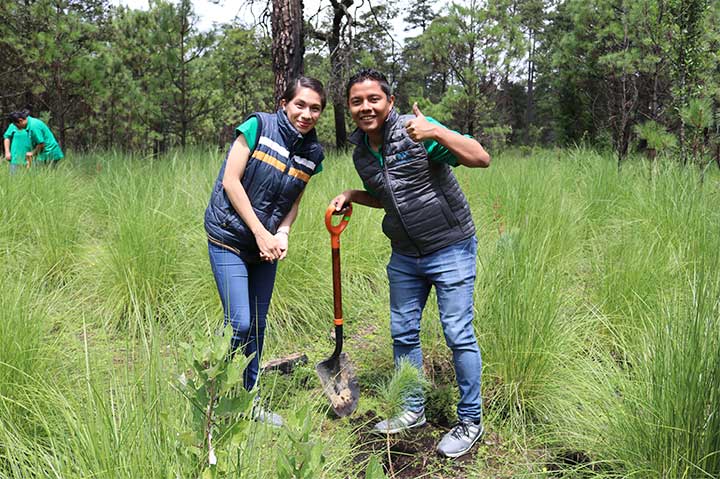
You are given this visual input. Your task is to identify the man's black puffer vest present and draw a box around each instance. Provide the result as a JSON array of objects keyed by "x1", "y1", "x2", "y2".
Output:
[
  {"x1": 349, "y1": 109, "x2": 475, "y2": 257},
  {"x1": 204, "y1": 109, "x2": 324, "y2": 263}
]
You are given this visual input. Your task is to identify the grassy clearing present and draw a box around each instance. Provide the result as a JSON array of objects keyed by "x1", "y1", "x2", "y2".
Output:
[{"x1": 0, "y1": 147, "x2": 718, "y2": 478}]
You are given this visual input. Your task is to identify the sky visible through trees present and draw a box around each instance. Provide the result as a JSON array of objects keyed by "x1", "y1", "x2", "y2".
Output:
[
  {"x1": 1, "y1": 0, "x2": 718, "y2": 166},
  {"x1": 114, "y1": 0, "x2": 419, "y2": 38}
]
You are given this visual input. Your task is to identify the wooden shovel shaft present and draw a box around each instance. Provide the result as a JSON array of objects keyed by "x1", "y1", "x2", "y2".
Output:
[
  {"x1": 332, "y1": 247, "x2": 343, "y2": 325},
  {"x1": 326, "y1": 204, "x2": 351, "y2": 327}
]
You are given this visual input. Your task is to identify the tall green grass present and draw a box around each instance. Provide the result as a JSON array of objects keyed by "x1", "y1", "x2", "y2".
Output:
[
  {"x1": 465, "y1": 150, "x2": 590, "y2": 430},
  {"x1": 0, "y1": 169, "x2": 83, "y2": 284},
  {"x1": 554, "y1": 262, "x2": 720, "y2": 478},
  {"x1": 0, "y1": 276, "x2": 47, "y2": 408},
  {"x1": 610, "y1": 266, "x2": 720, "y2": 478},
  {"x1": 1, "y1": 148, "x2": 719, "y2": 478},
  {"x1": 548, "y1": 154, "x2": 720, "y2": 477}
]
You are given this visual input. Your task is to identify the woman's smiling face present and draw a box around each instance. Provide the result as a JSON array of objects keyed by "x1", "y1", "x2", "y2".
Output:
[{"x1": 281, "y1": 87, "x2": 323, "y2": 134}]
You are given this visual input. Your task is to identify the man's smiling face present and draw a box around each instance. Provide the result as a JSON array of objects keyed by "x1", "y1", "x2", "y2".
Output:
[{"x1": 347, "y1": 79, "x2": 394, "y2": 137}]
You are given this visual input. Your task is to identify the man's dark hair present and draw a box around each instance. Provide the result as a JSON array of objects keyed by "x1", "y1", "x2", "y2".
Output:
[
  {"x1": 346, "y1": 69, "x2": 391, "y2": 100},
  {"x1": 7, "y1": 109, "x2": 29, "y2": 123},
  {"x1": 281, "y1": 76, "x2": 327, "y2": 110}
]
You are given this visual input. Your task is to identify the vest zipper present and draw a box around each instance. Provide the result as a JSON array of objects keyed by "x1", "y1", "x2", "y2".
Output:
[
  {"x1": 382, "y1": 149, "x2": 422, "y2": 255},
  {"x1": 269, "y1": 136, "x2": 301, "y2": 226}
]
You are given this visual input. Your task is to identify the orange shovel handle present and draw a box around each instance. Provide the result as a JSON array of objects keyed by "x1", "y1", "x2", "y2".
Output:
[
  {"x1": 325, "y1": 204, "x2": 352, "y2": 326},
  {"x1": 325, "y1": 204, "x2": 352, "y2": 248}
]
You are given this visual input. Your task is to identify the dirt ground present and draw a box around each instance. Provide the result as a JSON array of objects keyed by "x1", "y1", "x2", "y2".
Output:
[{"x1": 350, "y1": 411, "x2": 508, "y2": 479}]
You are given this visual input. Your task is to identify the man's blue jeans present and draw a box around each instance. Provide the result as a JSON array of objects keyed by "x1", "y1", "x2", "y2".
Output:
[
  {"x1": 208, "y1": 241, "x2": 277, "y2": 390},
  {"x1": 387, "y1": 236, "x2": 482, "y2": 422}
]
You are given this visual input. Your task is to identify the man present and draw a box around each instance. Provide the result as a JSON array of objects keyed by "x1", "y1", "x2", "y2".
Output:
[
  {"x1": 329, "y1": 68, "x2": 490, "y2": 458},
  {"x1": 7, "y1": 110, "x2": 64, "y2": 167}
]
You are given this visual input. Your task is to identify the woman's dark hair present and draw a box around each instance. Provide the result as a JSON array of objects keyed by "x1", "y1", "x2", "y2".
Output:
[
  {"x1": 7, "y1": 109, "x2": 30, "y2": 123},
  {"x1": 346, "y1": 69, "x2": 392, "y2": 100},
  {"x1": 281, "y1": 76, "x2": 327, "y2": 110}
]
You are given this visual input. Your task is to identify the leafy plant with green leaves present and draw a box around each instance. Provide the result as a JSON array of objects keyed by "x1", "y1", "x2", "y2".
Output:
[
  {"x1": 177, "y1": 325, "x2": 256, "y2": 478},
  {"x1": 662, "y1": 0, "x2": 714, "y2": 164},
  {"x1": 276, "y1": 404, "x2": 326, "y2": 479},
  {"x1": 364, "y1": 455, "x2": 389, "y2": 479},
  {"x1": 409, "y1": 0, "x2": 524, "y2": 136}
]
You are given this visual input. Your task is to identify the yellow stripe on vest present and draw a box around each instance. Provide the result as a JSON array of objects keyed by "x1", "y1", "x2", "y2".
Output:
[
  {"x1": 252, "y1": 150, "x2": 310, "y2": 183},
  {"x1": 288, "y1": 167, "x2": 310, "y2": 183},
  {"x1": 252, "y1": 150, "x2": 285, "y2": 172}
]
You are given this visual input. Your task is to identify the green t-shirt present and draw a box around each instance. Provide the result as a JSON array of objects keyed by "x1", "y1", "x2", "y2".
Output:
[
  {"x1": 363, "y1": 116, "x2": 465, "y2": 196},
  {"x1": 235, "y1": 117, "x2": 323, "y2": 174},
  {"x1": 3, "y1": 124, "x2": 32, "y2": 165},
  {"x1": 26, "y1": 116, "x2": 64, "y2": 162}
]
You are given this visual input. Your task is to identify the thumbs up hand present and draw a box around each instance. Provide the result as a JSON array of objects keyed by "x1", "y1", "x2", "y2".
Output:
[{"x1": 404, "y1": 102, "x2": 436, "y2": 142}]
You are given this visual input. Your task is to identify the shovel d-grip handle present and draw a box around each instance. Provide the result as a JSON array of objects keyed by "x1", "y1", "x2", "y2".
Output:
[
  {"x1": 325, "y1": 205, "x2": 352, "y2": 328},
  {"x1": 325, "y1": 204, "x2": 352, "y2": 247}
]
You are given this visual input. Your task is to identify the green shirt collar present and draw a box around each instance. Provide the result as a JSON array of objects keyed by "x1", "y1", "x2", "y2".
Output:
[{"x1": 363, "y1": 134, "x2": 384, "y2": 166}]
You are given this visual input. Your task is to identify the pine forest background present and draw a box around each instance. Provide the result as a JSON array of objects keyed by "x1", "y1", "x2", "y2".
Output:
[{"x1": 1, "y1": 0, "x2": 719, "y2": 166}]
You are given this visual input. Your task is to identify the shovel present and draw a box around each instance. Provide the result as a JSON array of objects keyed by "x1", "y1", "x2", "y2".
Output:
[{"x1": 315, "y1": 204, "x2": 360, "y2": 417}]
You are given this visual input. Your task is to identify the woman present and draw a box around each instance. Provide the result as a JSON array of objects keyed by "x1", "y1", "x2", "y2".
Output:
[
  {"x1": 3, "y1": 120, "x2": 32, "y2": 174},
  {"x1": 204, "y1": 77, "x2": 326, "y2": 425}
]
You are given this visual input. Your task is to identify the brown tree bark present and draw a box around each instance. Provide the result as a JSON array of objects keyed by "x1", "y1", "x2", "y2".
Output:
[
  {"x1": 272, "y1": 0, "x2": 305, "y2": 107},
  {"x1": 524, "y1": 32, "x2": 535, "y2": 144},
  {"x1": 309, "y1": 0, "x2": 353, "y2": 150}
]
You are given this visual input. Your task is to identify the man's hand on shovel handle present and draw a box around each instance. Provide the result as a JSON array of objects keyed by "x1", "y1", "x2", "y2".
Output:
[{"x1": 330, "y1": 191, "x2": 352, "y2": 213}]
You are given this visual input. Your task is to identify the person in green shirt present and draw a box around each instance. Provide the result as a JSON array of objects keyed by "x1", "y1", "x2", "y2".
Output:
[
  {"x1": 329, "y1": 68, "x2": 491, "y2": 459},
  {"x1": 3, "y1": 122, "x2": 32, "y2": 174},
  {"x1": 204, "y1": 76, "x2": 328, "y2": 428},
  {"x1": 7, "y1": 110, "x2": 64, "y2": 167}
]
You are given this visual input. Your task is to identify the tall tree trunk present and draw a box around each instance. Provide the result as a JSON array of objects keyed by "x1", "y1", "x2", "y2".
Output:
[
  {"x1": 180, "y1": 15, "x2": 188, "y2": 149},
  {"x1": 650, "y1": 62, "x2": 660, "y2": 120},
  {"x1": 614, "y1": 10, "x2": 637, "y2": 170},
  {"x1": 332, "y1": 105, "x2": 346, "y2": 150},
  {"x1": 272, "y1": 0, "x2": 305, "y2": 106},
  {"x1": 327, "y1": 0, "x2": 352, "y2": 149},
  {"x1": 307, "y1": 0, "x2": 352, "y2": 149},
  {"x1": 329, "y1": 42, "x2": 347, "y2": 150},
  {"x1": 524, "y1": 32, "x2": 535, "y2": 144},
  {"x1": 679, "y1": 70, "x2": 687, "y2": 165}
]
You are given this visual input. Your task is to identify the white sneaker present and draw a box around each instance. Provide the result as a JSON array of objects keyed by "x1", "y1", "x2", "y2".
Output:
[
  {"x1": 373, "y1": 409, "x2": 426, "y2": 434},
  {"x1": 253, "y1": 405, "x2": 283, "y2": 427},
  {"x1": 436, "y1": 420, "x2": 483, "y2": 458}
]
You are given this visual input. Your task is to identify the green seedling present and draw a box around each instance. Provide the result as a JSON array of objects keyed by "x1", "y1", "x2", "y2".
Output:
[{"x1": 177, "y1": 325, "x2": 256, "y2": 477}]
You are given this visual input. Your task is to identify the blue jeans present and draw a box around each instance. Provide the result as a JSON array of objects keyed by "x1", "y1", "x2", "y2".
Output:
[
  {"x1": 208, "y1": 241, "x2": 277, "y2": 390},
  {"x1": 387, "y1": 236, "x2": 482, "y2": 422}
]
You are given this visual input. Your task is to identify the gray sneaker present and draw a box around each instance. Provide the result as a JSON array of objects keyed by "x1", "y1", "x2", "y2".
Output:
[
  {"x1": 436, "y1": 420, "x2": 484, "y2": 458},
  {"x1": 253, "y1": 406, "x2": 283, "y2": 427},
  {"x1": 373, "y1": 409, "x2": 426, "y2": 434}
]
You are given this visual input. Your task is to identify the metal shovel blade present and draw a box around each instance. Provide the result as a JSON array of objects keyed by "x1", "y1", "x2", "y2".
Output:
[{"x1": 315, "y1": 352, "x2": 359, "y2": 417}]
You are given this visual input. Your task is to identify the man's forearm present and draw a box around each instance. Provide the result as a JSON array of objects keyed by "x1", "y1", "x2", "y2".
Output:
[
  {"x1": 434, "y1": 128, "x2": 490, "y2": 168},
  {"x1": 348, "y1": 189, "x2": 383, "y2": 208},
  {"x1": 32, "y1": 143, "x2": 46, "y2": 156}
]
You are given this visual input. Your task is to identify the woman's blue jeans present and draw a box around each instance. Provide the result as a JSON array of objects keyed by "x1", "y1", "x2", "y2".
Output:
[
  {"x1": 387, "y1": 236, "x2": 482, "y2": 422},
  {"x1": 208, "y1": 242, "x2": 277, "y2": 390}
]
